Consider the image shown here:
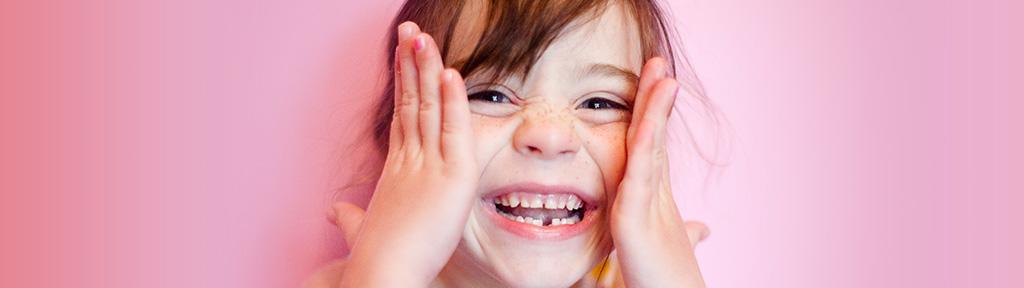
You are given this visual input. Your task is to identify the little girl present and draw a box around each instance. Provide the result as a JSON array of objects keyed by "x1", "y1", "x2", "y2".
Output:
[{"x1": 310, "y1": 0, "x2": 714, "y2": 287}]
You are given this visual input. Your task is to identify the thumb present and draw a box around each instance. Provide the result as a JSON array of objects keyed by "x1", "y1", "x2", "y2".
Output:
[
  {"x1": 684, "y1": 221, "x2": 710, "y2": 249},
  {"x1": 327, "y1": 202, "x2": 366, "y2": 248}
]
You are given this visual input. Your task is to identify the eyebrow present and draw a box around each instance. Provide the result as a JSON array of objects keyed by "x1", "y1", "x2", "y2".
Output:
[
  {"x1": 450, "y1": 59, "x2": 640, "y2": 100},
  {"x1": 579, "y1": 63, "x2": 639, "y2": 98}
]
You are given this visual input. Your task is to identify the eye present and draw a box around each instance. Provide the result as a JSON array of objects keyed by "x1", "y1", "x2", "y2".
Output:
[
  {"x1": 465, "y1": 88, "x2": 519, "y2": 117},
  {"x1": 468, "y1": 90, "x2": 512, "y2": 104},
  {"x1": 578, "y1": 97, "x2": 628, "y2": 110}
]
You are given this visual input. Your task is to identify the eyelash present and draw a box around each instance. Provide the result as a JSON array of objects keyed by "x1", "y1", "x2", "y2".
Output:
[
  {"x1": 467, "y1": 90, "x2": 629, "y2": 110},
  {"x1": 579, "y1": 97, "x2": 628, "y2": 110},
  {"x1": 467, "y1": 90, "x2": 512, "y2": 104}
]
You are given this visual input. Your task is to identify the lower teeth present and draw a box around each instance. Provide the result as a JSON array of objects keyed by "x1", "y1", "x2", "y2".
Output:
[{"x1": 498, "y1": 210, "x2": 581, "y2": 227}]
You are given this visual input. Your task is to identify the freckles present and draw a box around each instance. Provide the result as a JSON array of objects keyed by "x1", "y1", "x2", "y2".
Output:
[
  {"x1": 587, "y1": 124, "x2": 628, "y2": 149},
  {"x1": 582, "y1": 124, "x2": 628, "y2": 176},
  {"x1": 471, "y1": 114, "x2": 519, "y2": 166},
  {"x1": 470, "y1": 114, "x2": 511, "y2": 136},
  {"x1": 576, "y1": 123, "x2": 627, "y2": 169}
]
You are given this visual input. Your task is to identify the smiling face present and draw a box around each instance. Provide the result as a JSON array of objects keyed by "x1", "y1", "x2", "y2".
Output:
[{"x1": 436, "y1": 3, "x2": 646, "y2": 287}]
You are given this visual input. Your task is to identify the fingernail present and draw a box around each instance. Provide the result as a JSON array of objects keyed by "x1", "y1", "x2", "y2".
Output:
[
  {"x1": 414, "y1": 35, "x2": 426, "y2": 52},
  {"x1": 398, "y1": 22, "x2": 414, "y2": 40}
]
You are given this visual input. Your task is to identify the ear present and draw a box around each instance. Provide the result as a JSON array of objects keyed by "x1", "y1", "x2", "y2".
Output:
[
  {"x1": 327, "y1": 202, "x2": 367, "y2": 249},
  {"x1": 684, "y1": 221, "x2": 710, "y2": 249}
]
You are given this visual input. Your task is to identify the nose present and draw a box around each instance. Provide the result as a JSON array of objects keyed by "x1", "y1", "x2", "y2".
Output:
[{"x1": 512, "y1": 115, "x2": 581, "y2": 160}]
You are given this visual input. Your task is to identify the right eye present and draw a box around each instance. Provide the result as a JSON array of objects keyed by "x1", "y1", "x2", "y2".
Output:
[
  {"x1": 468, "y1": 90, "x2": 512, "y2": 104},
  {"x1": 465, "y1": 88, "x2": 519, "y2": 117}
]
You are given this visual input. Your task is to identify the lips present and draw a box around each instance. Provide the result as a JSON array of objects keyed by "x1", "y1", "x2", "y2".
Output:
[{"x1": 481, "y1": 182, "x2": 601, "y2": 240}]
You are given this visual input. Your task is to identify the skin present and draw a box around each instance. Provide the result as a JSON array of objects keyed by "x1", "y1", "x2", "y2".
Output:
[{"x1": 308, "y1": 3, "x2": 708, "y2": 288}]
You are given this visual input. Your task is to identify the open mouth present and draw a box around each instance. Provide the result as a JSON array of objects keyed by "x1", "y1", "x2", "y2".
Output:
[
  {"x1": 481, "y1": 182, "x2": 600, "y2": 240},
  {"x1": 493, "y1": 192, "x2": 587, "y2": 227}
]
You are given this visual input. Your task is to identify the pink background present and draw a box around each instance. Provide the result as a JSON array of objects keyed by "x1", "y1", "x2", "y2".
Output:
[{"x1": 1, "y1": 0, "x2": 1020, "y2": 287}]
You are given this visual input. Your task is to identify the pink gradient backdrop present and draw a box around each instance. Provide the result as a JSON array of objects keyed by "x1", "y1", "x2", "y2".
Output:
[{"x1": 1, "y1": 0, "x2": 1020, "y2": 287}]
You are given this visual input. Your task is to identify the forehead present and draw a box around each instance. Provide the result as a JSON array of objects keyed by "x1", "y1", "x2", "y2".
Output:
[
  {"x1": 446, "y1": 1, "x2": 645, "y2": 78},
  {"x1": 541, "y1": 4, "x2": 645, "y2": 75}
]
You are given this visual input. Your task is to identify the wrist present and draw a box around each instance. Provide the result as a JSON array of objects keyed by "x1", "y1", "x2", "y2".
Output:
[{"x1": 340, "y1": 250, "x2": 431, "y2": 287}]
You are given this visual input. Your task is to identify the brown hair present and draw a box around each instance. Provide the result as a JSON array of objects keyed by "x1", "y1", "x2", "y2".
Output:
[{"x1": 341, "y1": 0, "x2": 727, "y2": 197}]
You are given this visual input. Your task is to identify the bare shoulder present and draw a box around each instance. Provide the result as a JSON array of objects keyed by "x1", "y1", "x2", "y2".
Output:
[{"x1": 302, "y1": 259, "x2": 348, "y2": 288}]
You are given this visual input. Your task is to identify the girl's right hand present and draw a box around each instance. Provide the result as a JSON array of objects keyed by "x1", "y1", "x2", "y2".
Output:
[{"x1": 338, "y1": 21, "x2": 477, "y2": 287}]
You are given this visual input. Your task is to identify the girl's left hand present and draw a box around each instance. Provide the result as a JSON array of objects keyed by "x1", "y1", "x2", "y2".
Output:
[{"x1": 610, "y1": 57, "x2": 708, "y2": 288}]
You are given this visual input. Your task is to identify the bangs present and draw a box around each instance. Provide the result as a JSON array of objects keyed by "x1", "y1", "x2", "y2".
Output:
[{"x1": 451, "y1": 0, "x2": 612, "y2": 82}]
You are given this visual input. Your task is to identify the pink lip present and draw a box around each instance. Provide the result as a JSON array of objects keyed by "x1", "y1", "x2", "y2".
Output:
[{"x1": 481, "y1": 182, "x2": 602, "y2": 241}]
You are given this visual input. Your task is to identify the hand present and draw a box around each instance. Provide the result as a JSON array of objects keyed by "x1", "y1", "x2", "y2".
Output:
[
  {"x1": 338, "y1": 21, "x2": 477, "y2": 287},
  {"x1": 610, "y1": 58, "x2": 708, "y2": 287}
]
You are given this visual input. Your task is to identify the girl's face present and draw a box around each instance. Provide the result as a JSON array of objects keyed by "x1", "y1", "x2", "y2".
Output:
[{"x1": 445, "y1": 3, "x2": 644, "y2": 287}]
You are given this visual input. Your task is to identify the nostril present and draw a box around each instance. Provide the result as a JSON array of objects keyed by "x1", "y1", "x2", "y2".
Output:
[{"x1": 527, "y1": 146, "x2": 542, "y2": 154}]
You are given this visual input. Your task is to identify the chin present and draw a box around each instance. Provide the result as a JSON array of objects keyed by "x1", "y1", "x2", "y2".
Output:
[{"x1": 492, "y1": 248, "x2": 610, "y2": 288}]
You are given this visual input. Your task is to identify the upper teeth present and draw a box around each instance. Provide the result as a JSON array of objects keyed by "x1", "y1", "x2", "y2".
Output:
[{"x1": 493, "y1": 192, "x2": 583, "y2": 210}]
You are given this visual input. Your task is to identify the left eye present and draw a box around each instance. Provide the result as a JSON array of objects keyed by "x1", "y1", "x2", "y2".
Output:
[{"x1": 578, "y1": 97, "x2": 628, "y2": 110}]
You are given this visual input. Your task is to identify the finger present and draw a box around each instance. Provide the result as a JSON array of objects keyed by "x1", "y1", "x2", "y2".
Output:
[
  {"x1": 396, "y1": 21, "x2": 422, "y2": 150},
  {"x1": 330, "y1": 202, "x2": 366, "y2": 248},
  {"x1": 388, "y1": 48, "x2": 403, "y2": 151},
  {"x1": 634, "y1": 58, "x2": 668, "y2": 115},
  {"x1": 645, "y1": 79, "x2": 679, "y2": 187},
  {"x1": 440, "y1": 69, "x2": 472, "y2": 162},
  {"x1": 644, "y1": 78, "x2": 678, "y2": 159},
  {"x1": 415, "y1": 33, "x2": 444, "y2": 154},
  {"x1": 619, "y1": 81, "x2": 680, "y2": 213},
  {"x1": 619, "y1": 115, "x2": 656, "y2": 208},
  {"x1": 623, "y1": 80, "x2": 676, "y2": 182},
  {"x1": 684, "y1": 221, "x2": 710, "y2": 249},
  {"x1": 628, "y1": 58, "x2": 668, "y2": 142}
]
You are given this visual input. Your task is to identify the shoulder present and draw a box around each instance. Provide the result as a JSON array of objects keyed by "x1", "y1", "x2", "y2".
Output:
[{"x1": 302, "y1": 259, "x2": 348, "y2": 288}]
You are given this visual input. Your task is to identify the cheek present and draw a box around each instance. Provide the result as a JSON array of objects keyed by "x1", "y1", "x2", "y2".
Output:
[
  {"x1": 469, "y1": 114, "x2": 519, "y2": 168},
  {"x1": 579, "y1": 123, "x2": 628, "y2": 195}
]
